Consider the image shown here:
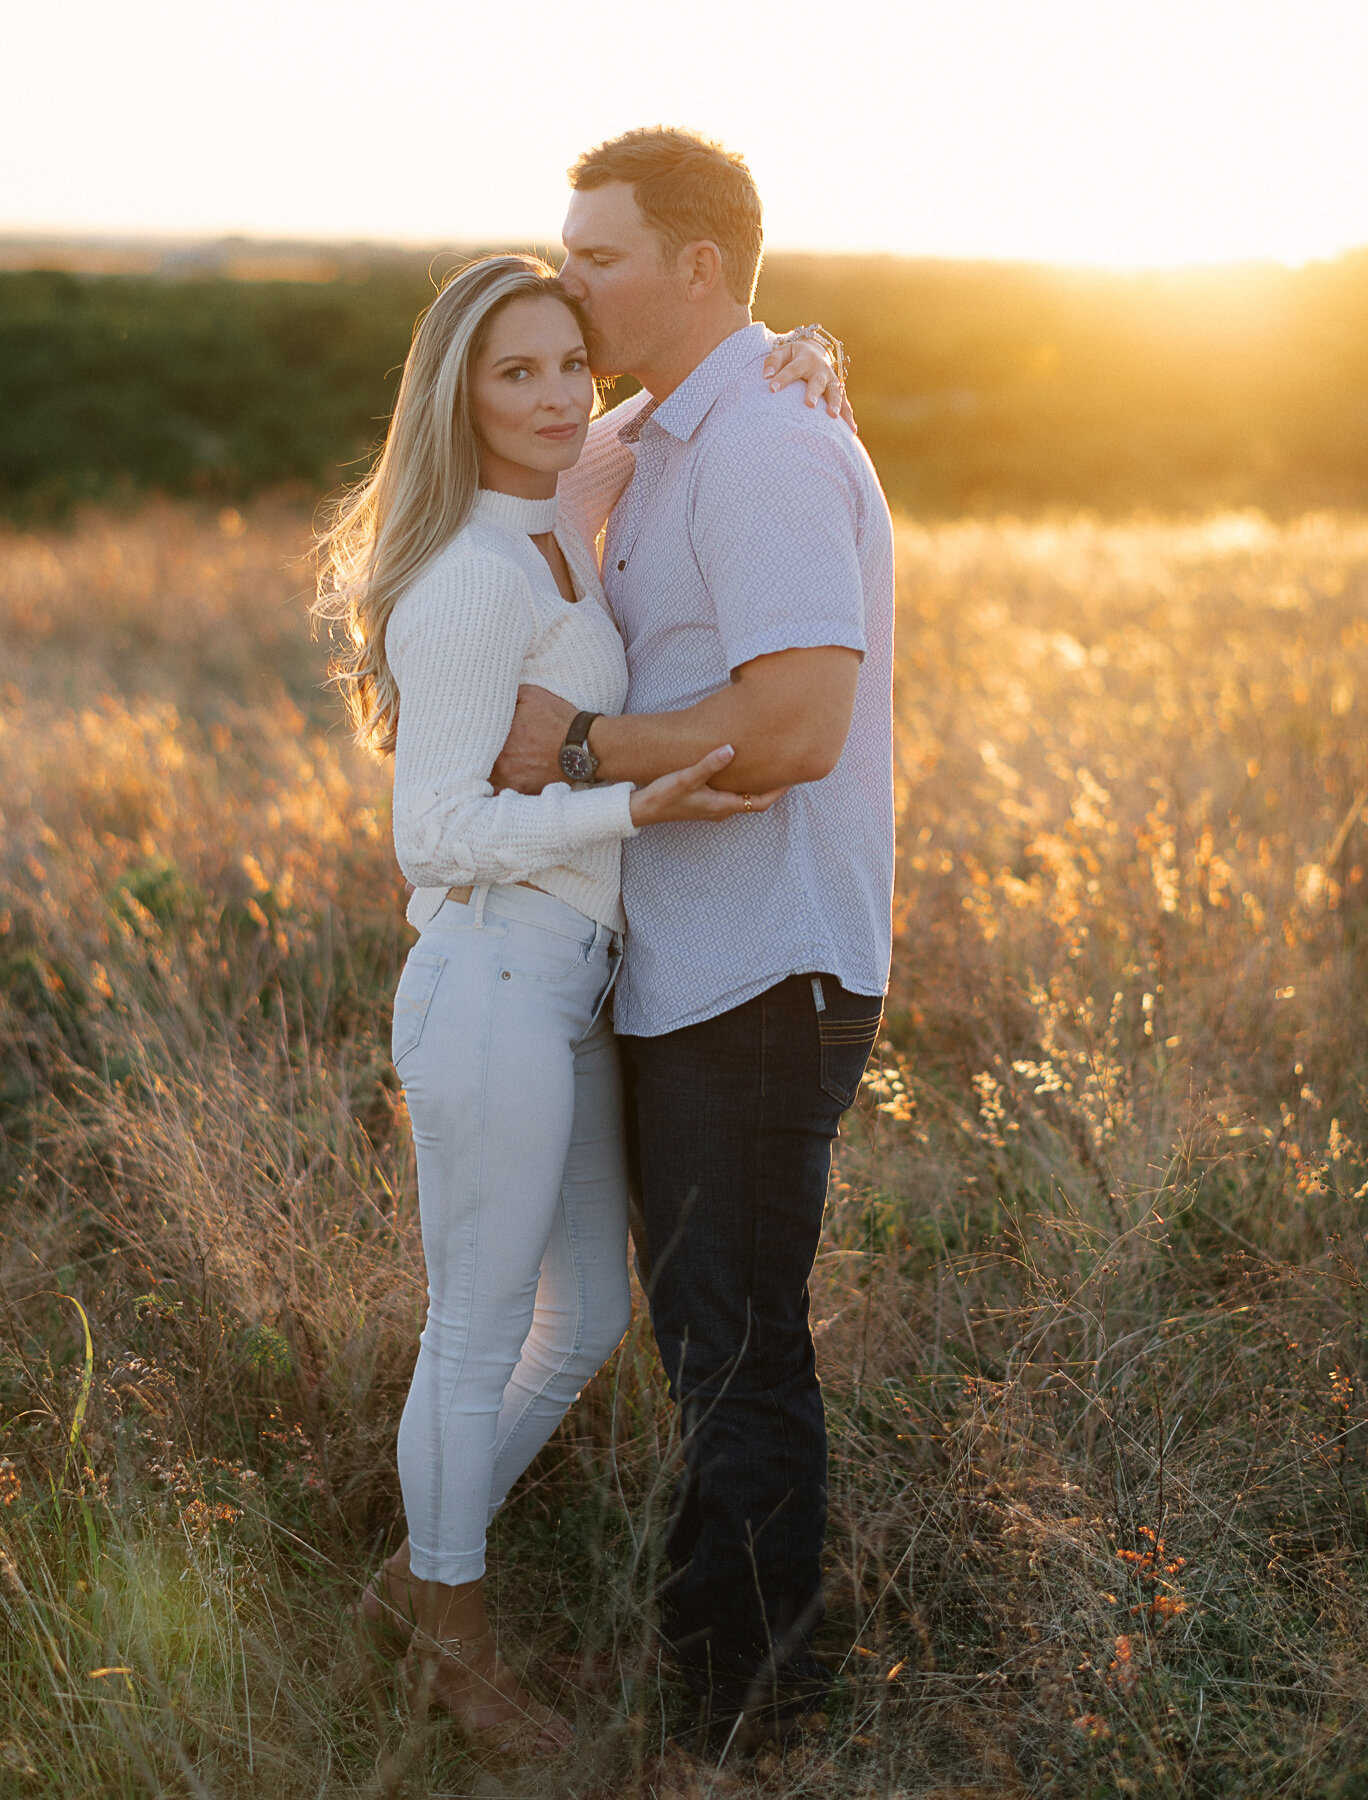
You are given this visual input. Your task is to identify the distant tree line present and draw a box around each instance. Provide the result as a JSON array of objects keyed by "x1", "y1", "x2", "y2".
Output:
[
  {"x1": 0, "y1": 267, "x2": 423, "y2": 514},
  {"x1": 3, "y1": 249, "x2": 1368, "y2": 516}
]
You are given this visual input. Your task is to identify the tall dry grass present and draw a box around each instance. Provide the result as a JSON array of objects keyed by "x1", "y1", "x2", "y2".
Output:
[{"x1": 1, "y1": 501, "x2": 1367, "y2": 1798}]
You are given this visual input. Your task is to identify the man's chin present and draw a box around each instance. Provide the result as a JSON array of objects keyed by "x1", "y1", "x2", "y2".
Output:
[{"x1": 582, "y1": 329, "x2": 622, "y2": 383}]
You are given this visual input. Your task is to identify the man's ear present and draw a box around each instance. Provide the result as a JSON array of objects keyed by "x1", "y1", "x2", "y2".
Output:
[{"x1": 681, "y1": 240, "x2": 726, "y2": 304}]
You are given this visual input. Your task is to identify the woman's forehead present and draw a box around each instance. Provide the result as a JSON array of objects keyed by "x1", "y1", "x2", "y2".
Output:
[{"x1": 482, "y1": 293, "x2": 583, "y2": 356}]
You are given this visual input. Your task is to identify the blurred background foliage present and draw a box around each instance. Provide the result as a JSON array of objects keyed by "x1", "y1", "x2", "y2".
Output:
[{"x1": 5, "y1": 244, "x2": 1368, "y2": 517}]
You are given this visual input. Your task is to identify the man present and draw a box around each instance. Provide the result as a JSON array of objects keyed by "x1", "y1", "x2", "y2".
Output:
[{"x1": 492, "y1": 127, "x2": 895, "y2": 1745}]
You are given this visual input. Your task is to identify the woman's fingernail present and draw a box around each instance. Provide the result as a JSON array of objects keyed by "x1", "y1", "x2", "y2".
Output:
[
  {"x1": 720, "y1": 744, "x2": 734, "y2": 758},
  {"x1": 769, "y1": 381, "x2": 779, "y2": 392}
]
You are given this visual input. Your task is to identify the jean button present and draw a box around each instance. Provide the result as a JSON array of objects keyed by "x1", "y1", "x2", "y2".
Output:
[{"x1": 501, "y1": 971, "x2": 511, "y2": 981}]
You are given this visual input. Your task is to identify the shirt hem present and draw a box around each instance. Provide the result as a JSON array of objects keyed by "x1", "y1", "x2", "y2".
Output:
[
  {"x1": 614, "y1": 962, "x2": 890, "y2": 1039},
  {"x1": 724, "y1": 621, "x2": 868, "y2": 674}
]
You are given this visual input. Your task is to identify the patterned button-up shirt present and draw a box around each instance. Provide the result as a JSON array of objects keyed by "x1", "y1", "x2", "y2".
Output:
[{"x1": 604, "y1": 323, "x2": 895, "y2": 1037}]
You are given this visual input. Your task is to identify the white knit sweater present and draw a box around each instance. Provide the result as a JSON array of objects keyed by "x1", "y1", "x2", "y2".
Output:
[
  {"x1": 558, "y1": 388, "x2": 647, "y2": 555},
  {"x1": 388, "y1": 461, "x2": 642, "y2": 933}
]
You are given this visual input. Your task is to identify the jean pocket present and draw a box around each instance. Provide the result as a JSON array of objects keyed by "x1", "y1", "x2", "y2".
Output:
[
  {"x1": 391, "y1": 950, "x2": 447, "y2": 1068},
  {"x1": 499, "y1": 923, "x2": 587, "y2": 984},
  {"x1": 815, "y1": 981, "x2": 884, "y2": 1108}
]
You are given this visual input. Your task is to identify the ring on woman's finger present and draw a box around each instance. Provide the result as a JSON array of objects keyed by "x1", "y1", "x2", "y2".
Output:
[{"x1": 742, "y1": 793, "x2": 753, "y2": 813}]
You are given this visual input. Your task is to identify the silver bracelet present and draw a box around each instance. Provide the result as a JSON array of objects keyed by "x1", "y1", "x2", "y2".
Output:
[{"x1": 774, "y1": 322, "x2": 849, "y2": 392}]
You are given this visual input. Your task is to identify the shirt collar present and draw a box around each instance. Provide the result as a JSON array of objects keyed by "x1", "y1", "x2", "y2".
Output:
[
  {"x1": 472, "y1": 487, "x2": 559, "y2": 534},
  {"x1": 623, "y1": 322, "x2": 771, "y2": 446}
]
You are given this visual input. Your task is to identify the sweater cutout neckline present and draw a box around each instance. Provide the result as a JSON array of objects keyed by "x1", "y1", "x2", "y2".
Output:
[{"x1": 473, "y1": 488, "x2": 559, "y2": 536}]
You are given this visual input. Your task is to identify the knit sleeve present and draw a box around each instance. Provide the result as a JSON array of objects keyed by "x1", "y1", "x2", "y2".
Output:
[
  {"x1": 558, "y1": 389, "x2": 653, "y2": 554},
  {"x1": 386, "y1": 549, "x2": 637, "y2": 889}
]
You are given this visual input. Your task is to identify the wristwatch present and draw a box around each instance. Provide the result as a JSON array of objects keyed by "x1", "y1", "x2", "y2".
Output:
[{"x1": 558, "y1": 711, "x2": 601, "y2": 783}]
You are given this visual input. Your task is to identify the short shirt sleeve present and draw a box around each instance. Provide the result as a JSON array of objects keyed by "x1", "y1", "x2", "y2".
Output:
[{"x1": 688, "y1": 411, "x2": 868, "y2": 674}]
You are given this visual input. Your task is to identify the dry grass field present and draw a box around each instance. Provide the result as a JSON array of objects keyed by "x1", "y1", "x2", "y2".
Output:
[{"x1": 2, "y1": 501, "x2": 1367, "y2": 1798}]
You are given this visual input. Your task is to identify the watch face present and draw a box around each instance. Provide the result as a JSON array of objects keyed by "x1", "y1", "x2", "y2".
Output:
[{"x1": 559, "y1": 744, "x2": 595, "y2": 782}]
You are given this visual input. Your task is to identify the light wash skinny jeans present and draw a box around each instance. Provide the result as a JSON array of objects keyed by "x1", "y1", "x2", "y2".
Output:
[{"x1": 391, "y1": 883, "x2": 631, "y2": 1584}]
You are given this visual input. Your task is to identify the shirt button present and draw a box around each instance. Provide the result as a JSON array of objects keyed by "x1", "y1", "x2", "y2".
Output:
[
  {"x1": 501, "y1": 971, "x2": 511, "y2": 980},
  {"x1": 616, "y1": 559, "x2": 626, "y2": 571}
]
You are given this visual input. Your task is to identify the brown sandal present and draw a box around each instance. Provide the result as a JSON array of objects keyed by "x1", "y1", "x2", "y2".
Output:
[{"x1": 403, "y1": 1630, "x2": 575, "y2": 1759}]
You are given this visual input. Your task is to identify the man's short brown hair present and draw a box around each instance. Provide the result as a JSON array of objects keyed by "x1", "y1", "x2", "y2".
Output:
[{"x1": 569, "y1": 127, "x2": 763, "y2": 306}]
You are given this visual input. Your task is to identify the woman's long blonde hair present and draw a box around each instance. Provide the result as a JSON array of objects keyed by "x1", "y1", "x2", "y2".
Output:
[{"x1": 314, "y1": 253, "x2": 573, "y2": 756}]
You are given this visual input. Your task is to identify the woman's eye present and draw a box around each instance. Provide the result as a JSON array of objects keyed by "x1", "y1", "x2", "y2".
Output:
[
  {"x1": 503, "y1": 366, "x2": 530, "y2": 381},
  {"x1": 564, "y1": 357, "x2": 587, "y2": 373}
]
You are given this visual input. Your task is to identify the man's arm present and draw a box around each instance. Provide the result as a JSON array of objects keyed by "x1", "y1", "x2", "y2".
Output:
[
  {"x1": 490, "y1": 646, "x2": 860, "y2": 796},
  {"x1": 494, "y1": 404, "x2": 869, "y2": 796},
  {"x1": 594, "y1": 645, "x2": 860, "y2": 789}
]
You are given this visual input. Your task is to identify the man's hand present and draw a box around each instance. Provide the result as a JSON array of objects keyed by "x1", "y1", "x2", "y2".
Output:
[{"x1": 490, "y1": 685, "x2": 576, "y2": 793}]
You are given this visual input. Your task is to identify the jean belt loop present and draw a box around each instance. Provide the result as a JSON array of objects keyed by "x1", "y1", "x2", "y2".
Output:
[{"x1": 470, "y1": 884, "x2": 490, "y2": 930}]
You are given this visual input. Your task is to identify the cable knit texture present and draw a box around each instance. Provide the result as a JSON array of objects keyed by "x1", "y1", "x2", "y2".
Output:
[
  {"x1": 387, "y1": 485, "x2": 636, "y2": 932},
  {"x1": 558, "y1": 388, "x2": 651, "y2": 555}
]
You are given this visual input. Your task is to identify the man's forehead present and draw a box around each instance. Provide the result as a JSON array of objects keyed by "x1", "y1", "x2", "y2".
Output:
[{"x1": 562, "y1": 182, "x2": 651, "y2": 249}]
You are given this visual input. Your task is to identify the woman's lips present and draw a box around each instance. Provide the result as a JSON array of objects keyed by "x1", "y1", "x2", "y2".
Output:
[{"x1": 536, "y1": 424, "x2": 580, "y2": 441}]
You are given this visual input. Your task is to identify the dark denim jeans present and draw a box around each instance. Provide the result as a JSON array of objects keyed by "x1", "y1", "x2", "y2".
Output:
[{"x1": 619, "y1": 973, "x2": 883, "y2": 1718}]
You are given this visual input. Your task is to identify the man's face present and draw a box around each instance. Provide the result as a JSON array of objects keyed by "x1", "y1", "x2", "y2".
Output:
[{"x1": 559, "y1": 182, "x2": 684, "y2": 381}]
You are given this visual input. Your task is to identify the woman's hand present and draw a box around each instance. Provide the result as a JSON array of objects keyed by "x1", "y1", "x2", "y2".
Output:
[
  {"x1": 628, "y1": 745, "x2": 786, "y2": 826},
  {"x1": 761, "y1": 334, "x2": 857, "y2": 431}
]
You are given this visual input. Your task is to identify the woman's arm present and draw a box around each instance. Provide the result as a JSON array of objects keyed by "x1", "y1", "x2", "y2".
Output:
[
  {"x1": 387, "y1": 552, "x2": 637, "y2": 890},
  {"x1": 557, "y1": 388, "x2": 653, "y2": 555}
]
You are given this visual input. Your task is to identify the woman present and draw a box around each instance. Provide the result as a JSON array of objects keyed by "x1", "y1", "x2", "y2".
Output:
[{"x1": 315, "y1": 254, "x2": 844, "y2": 1754}]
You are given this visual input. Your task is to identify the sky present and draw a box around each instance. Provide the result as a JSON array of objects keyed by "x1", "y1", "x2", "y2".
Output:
[{"x1": 4, "y1": 0, "x2": 1368, "y2": 268}]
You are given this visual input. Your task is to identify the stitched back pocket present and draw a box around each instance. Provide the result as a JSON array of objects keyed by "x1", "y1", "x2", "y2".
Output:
[
  {"x1": 815, "y1": 980, "x2": 884, "y2": 1108},
  {"x1": 391, "y1": 950, "x2": 447, "y2": 1068}
]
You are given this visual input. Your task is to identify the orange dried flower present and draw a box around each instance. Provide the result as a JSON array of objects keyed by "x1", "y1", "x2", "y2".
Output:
[
  {"x1": 180, "y1": 1500, "x2": 241, "y2": 1539},
  {"x1": 1074, "y1": 1713, "x2": 1112, "y2": 1739}
]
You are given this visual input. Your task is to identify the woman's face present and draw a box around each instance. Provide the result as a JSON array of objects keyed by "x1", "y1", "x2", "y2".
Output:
[{"x1": 470, "y1": 294, "x2": 594, "y2": 498}]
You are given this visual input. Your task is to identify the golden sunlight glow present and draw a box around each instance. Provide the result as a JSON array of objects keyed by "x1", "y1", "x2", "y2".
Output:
[{"x1": 2, "y1": 0, "x2": 1366, "y2": 268}]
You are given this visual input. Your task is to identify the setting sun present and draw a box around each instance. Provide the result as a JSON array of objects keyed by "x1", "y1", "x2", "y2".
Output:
[{"x1": 4, "y1": 0, "x2": 1367, "y2": 267}]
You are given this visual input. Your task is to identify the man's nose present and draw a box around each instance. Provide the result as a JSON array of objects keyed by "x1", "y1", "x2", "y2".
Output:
[{"x1": 558, "y1": 261, "x2": 587, "y2": 299}]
